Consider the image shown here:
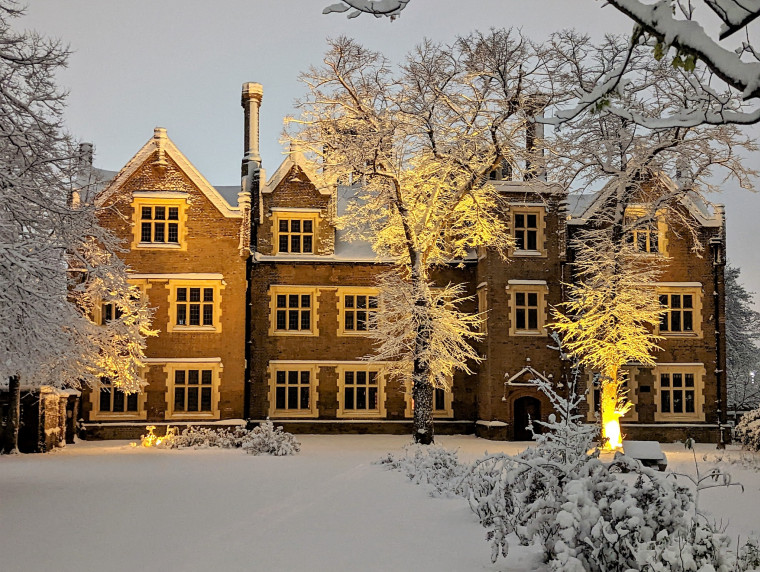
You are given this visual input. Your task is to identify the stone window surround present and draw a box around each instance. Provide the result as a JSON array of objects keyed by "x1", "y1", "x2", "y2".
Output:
[
  {"x1": 509, "y1": 203, "x2": 547, "y2": 257},
  {"x1": 166, "y1": 278, "x2": 225, "y2": 334},
  {"x1": 88, "y1": 377, "x2": 148, "y2": 421},
  {"x1": 130, "y1": 192, "x2": 189, "y2": 251},
  {"x1": 268, "y1": 286, "x2": 320, "y2": 337},
  {"x1": 161, "y1": 359, "x2": 223, "y2": 420},
  {"x1": 653, "y1": 363, "x2": 706, "y2": 422},
  {"x1": 656, "y1": 283, "x2": 703, "y2": 339},
  {"x1": 270, "y1": 208, "x2": 322, "y2": 256},
  {"x1": 506, "y1": 280, "x2": 549, "y2": 337},
  {"x1": 337, "y1": 287, "x2": 379, "y2": 337}
]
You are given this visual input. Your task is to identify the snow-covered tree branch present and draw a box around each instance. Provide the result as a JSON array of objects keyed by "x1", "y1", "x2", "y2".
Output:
[
  {"x1": 0, "y1": 1, "x2": 155, "y2": 453},
  {"x1": 287, "y1": 32, "x2": 552, "y2": 443},
  {"x1": 725, "y1": 264, "x2": 760, "y2": 411}
]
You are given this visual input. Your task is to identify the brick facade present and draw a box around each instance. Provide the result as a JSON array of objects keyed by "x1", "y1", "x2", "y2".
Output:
[{"x1": 85, "y1": 87, "x2": 727, "y2": 443}]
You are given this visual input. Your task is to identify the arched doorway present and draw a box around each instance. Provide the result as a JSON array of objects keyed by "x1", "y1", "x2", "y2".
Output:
[{"x1": 513, "y1": 396, "x2": 541, "y2": 441}]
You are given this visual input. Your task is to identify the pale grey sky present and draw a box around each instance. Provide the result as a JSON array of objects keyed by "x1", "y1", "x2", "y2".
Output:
[{"x1": 22, "y1": 0, "x2": 760, "y2": 307}]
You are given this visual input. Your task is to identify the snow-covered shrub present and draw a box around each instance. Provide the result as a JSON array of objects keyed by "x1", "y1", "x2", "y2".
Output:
[
  {"x1": 241, "y1": 420, "x2": 301, "y2": 456},
  {"x1": 376, "y1": 444, "x2": 466, "y2": 496},
  {"x1": 735, "y1": 407, "x2": 760, "y2": 452},
  {"x1": 154, "y1": 425, "x2": 249, "y2": 449},
  {"x1": 148, "y1": 421, "x2": 300, "y2": 455},
  {"x1": 736, "y1": 536, "x2": 760, "y2": 571}
]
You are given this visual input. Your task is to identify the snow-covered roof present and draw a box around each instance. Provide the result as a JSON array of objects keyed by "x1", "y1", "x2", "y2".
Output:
[
  {"x1": 214, "y1": 185, "x2": 241, "y2": 207},
  {"x1": 566, "y1": 174, "x2": 723, "y2": 228},
  {"x1": 76, "y1": 167, "x2": 118, "y2": 204}
]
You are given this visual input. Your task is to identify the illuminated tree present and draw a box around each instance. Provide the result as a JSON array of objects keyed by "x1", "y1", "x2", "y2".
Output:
[
  {"x1": 0, "y1": 2, "x2": 154, "y2": 453},
  {"x1": 546, "y1": 32, "x2": 755, "y2": 448},
  {"x1": 286, "y1": 33, "x2": 549, "y2": 443}
]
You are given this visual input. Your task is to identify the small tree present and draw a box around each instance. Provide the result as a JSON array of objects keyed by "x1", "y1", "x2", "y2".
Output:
[
  {"x1": 726, "y1": 264, "x2": 760, "y2": 411},
  {"x1": 287, "y1": 33, "x2": 552, "y2": 442}
]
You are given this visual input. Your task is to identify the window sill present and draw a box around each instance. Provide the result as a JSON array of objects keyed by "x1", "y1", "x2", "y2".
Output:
[
  {"x1": 166, "y1": 412, "x2": 219, "y2": 420},
  {"x1": 658, "y1": 332, "x2": 702, "y2": 339},
  {"x1": 270, "y1": 330, "x2": 318, "y2": 337},
  {"x1": 511, "y1": 250, "x2": 545, "y2": 257},
  {"x1": 510, "y1": 330, "x2": 547, "y2": 337},
  {"x1": 90, "y1": 412, "x2": 147, "y2": 421},
  {"x1": 137, "y1": 242, "x2": 182, "y2": 249},
  {"x1": 337, "y1": 331, "x2": 374, "y2": 337},
  {"x1": 654, "y1": 414, "x2": 704, "y2": 423},
  {"x1": 170, "y1": 325, "x2": 220, "y2": 333}
]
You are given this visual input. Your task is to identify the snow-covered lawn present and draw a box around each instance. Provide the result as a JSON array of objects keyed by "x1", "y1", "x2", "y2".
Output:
[{"x1": 1, "y1": 435, "x2": 759, "y2": 572}]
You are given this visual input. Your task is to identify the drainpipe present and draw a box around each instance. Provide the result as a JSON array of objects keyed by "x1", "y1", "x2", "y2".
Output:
[{"x1": 710, "y1": 205, "x2": 726, "y2": 448}]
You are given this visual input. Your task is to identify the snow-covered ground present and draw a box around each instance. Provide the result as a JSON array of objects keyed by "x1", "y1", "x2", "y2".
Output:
[{"x1": 1, "y1": 435, "x2": 758, "y2": 572}]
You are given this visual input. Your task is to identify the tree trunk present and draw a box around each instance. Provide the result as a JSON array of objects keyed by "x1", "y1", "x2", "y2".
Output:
[
  {"x1": 600, "y1": 367, "x2": 623, "y2": 450},
  {"x1": 5, "y1": 376, "x2": 21, "y2": 454},
  {"x1": 410, "y1": 261, "x2": 435, "y2": 445}
]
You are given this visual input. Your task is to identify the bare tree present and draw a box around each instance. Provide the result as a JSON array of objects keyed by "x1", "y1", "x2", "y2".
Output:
[
  {"x1": 725, "y1": 264, "x2": 760, "y2": 411},
  {"x1": 0, "y1": 2, "x2": 154, "y2": 453},
  {"x1": 287, "y1": 32, "x2": 553, "y2": 443},
  {"x1": 325, "y1": 0, "x2": 760, "y2": 126}
]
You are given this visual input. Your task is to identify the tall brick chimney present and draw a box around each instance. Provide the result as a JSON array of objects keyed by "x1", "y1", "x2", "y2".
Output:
[{"x1": 241, "y1": 82, "x2": 263, "y2": 175}]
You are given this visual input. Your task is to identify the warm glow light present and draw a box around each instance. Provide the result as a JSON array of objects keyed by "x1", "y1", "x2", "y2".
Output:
[
  {"x1": 604, "y1": 418, "x2": 623, "y2": 450},
  {"x1": 141, "y1": 425, "x2": 159, "y2": 447}
]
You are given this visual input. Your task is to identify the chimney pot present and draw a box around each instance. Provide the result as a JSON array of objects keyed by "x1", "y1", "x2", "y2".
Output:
[{"x1": 241, "y1": 82, "x2": 263, "y2": 170}]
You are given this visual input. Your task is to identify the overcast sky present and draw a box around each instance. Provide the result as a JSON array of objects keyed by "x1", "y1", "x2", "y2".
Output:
[{"x1": 21, "y1": 0, "x2": 760, "y2": 308}]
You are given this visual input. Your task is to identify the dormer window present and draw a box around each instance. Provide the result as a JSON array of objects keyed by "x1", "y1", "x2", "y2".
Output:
[{"x1": 271, "y1": 209, "x2": 320, "y2": 255}]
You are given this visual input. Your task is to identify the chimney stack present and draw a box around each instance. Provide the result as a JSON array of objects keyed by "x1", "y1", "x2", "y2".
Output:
[
  {"x1": 241, "y1": 82, "x2": 263, "y2": 175},
  {"x1": 78, "y1": 142, "x2": 93, "y2": 168}
]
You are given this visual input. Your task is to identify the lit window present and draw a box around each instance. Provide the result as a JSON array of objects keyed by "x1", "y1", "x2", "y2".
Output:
[
  {"x1": 167, "y1": 281, "x2": 223, "y2": 333},
  {"x1": 337, "y1": 367, "x2": 385, "y2": 418},
  {"x1": 269, "y1": 287, "x2": 318, "y2": 336},
  {"x1": 269, "y1": 364, "x2": 318, "y2": 417},
  {"x1": 511, "y1": 207, "x2": 545, "y2": 255},
  {"x1": 508, "y1": 283, "x2": 548, "y2": 336},
  {"x1": 275, "y1": 214, "x2": 316, "y2": 254},
  {"x1": 164, "y1": 363, "x2": 221, "y2": 419},
  {"x1": 654, "y1": 364, "x2": 705, "y2": 421},
  {"x1": 657, "y1": 286, "x2": 702, "y2": 337}
]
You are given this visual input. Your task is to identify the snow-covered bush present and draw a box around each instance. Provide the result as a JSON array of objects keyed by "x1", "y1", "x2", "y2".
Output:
[
  {"x1": 376, "y1": 444, "x2": 466, "y2": 496},
  {"x1": 147, "y1": 421, "x2": 300, "y2": 455},
  {"x1": 735, "y1": 407, "x2": 760, "y2": 452},
  {"x1": 241, "y1": 420, "x2": 301, "y2": 456}
]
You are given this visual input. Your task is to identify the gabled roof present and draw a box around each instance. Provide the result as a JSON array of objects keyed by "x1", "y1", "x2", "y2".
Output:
[
  {"x1": 505, "y1": 365, "x2": 551, "y2": 386},
  {"x1": 261, "y1": 151, "x2": 326, "y2": 196},
  {"x1": 567, "y1": 173, "x2": 723, "y2": 228},
  {"x1": 95, "y1": 128, "x2": 241, "y2": 218}
]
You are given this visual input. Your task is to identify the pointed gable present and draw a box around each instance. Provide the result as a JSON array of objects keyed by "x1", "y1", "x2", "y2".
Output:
[{"x1": 96, "y1": 127, "x2": 241, "y2": 219}]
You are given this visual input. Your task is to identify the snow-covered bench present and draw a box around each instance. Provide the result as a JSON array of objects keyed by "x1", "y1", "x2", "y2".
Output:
[{"x1": 616, "y1": 440, "x2": 668, "y2": 472}]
